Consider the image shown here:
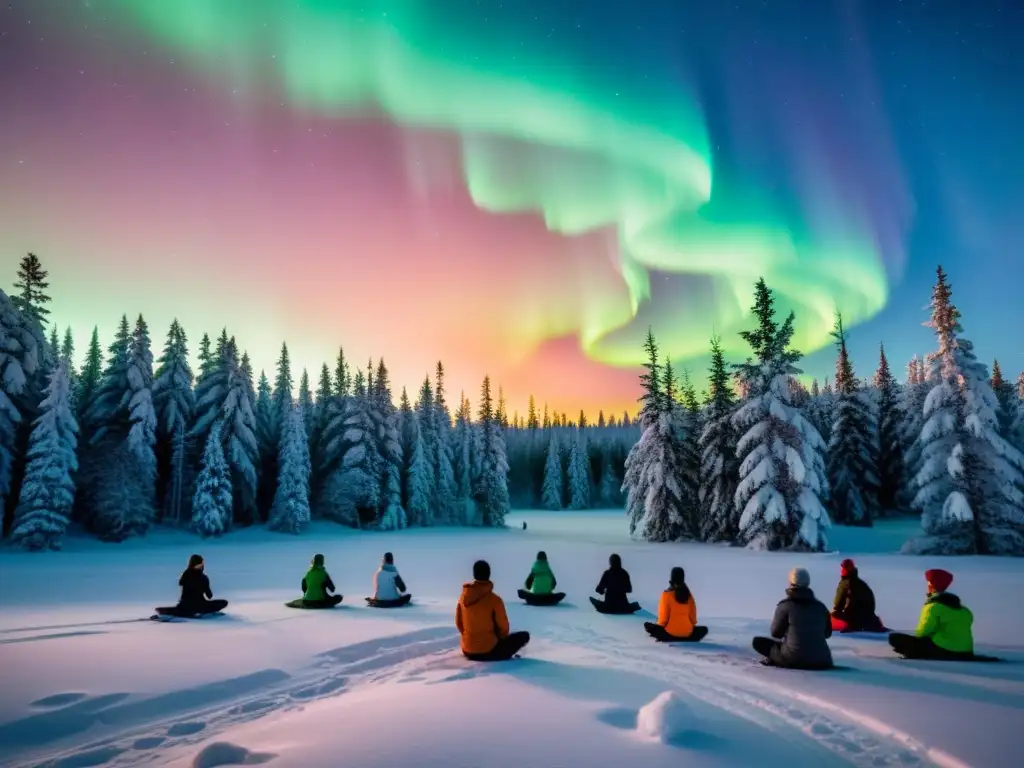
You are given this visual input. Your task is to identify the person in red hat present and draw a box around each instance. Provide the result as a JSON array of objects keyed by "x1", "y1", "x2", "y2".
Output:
[
  {"x1": 831, "y1": 559, "x2": 886, "y2": 633},
  {"x1": 888, "y1": 569, "x2": 976, "y2": 660}
]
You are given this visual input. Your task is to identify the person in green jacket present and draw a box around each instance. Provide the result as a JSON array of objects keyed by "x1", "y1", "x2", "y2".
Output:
[
  {"x1": 300, "y1": 553, "x2": 343, "y2": 608},
  {"x1": 524, "y1": 551, "x2": 556, "y2": 595},
  {"x1": 888, "y1": 568, "x2": 974, "y2": 660}
]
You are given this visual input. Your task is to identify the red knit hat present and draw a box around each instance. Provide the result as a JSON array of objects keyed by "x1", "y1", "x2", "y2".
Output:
[
  {"x1": 840, "y1": 558, "x2": 855, "y2": 577},
  {"x1": 925, "y1": 568, "x2": 953, "y2": 593}
]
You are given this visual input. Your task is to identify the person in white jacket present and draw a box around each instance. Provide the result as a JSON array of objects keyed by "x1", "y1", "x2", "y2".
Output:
[{"x1": 373, "y1": 552, "x2": 407, "y2": 601}]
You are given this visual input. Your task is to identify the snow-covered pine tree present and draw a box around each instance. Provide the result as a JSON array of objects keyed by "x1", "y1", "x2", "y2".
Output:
[
  {"x1": 567, "y1": 427, "x2": 591, "y2": 509},
  {"x1": 899, "y1": 355, "x2": 929, "y2": 512},
  {"x1": 192, "y1": 420, "x2": 232, "y2": 537},
  {"x1": 541, "y1": 430, "x2": 563, "y2": 509},
  {"x1": 906, "y1": 267, "x2": 1024, "y2": 555},
  {"x1": 406, "y1": 413, "x2": 433, "y2": 526},
  {"x1": 527, "y1": 395, "x2": 539, "y2": 430},
  {"x1": 219, "y1": 340, "x2": 260, "y2": 526},
  {"x1": 397, "y1": 386, "x2": 415, "y2": 508},
  {"x1": 991, "y1": 360, "x2": 1023, "y2": 452},
  {"x1": 272, "y1": 342, "x2": 293, "y2": 447},
  {"x1": 310, "y1": 364, "x2": 332, "y2": 476},
  {"x1": 298, "y1": 368, "x2": 315, "y2": 440},
  {"x1": 254, "y1": 370, "x2": 276, "y2": 515},
  {"x1": 598, "y1": 449, "x2": 620, "y2": 507},
  {"x1": 268, "y1": 405, "x2": 311, "y2": 533},
  {"x1": 76, "y1": 327, "x2": 102, "y2": 424},
  {"x1": 826, "y1": 313, "x2": 879, "y2": 526},
  {"x1": 46, "y1": 325, "x2": 60, "y2": 376},
  {"x1": 0, "y1": 290, "x2": 41, "y2": 516},
  {"x1": 473, "y1": 376, "x2": 510, "y2": 527},
  {"x1": 414, "y1": 376, "x2": 438, "y2": 515},
  {"x1": 10, "y1": 361, "x2": 77, "y2": 550},
  {"x1": 432, "y1": 361, "x2": 456, "y2": 524},
  {"x1": 674, "y1": 366, "x2": 701, "y2": 534},
  {"x1": 699, "y1": 335, "x2": 740, "y2": 542},
  {"x1": 496, "y1": 385, "x2": 509, "y2": 429},
  {"x1": 872, "y1": 344, "x2": 905, "y2": 514},
  {"x1": 622, "y1": 328, "x2": 663, "y2": 537},
  {"x1": 1018, "y1": 372, "x2": 1024, "y2": 400},
  {"x1": 318, "y1": 370, "x2": 381, "y2": 527},
  {"x1": 152, "y1": 319, "x2": 195, "y2": 523},
  {"x1": 452, "y1": 393, "x2": 476, "y2": 524},
  {"x1": 12, "y1": 254, "x2": 51, "y2": 329},
  {"x1": 371, "y1": 359, "x2": 406, "y2": 530},
  {"x1": 731, "y1": 279, "x2": 830, "y2": 551}
]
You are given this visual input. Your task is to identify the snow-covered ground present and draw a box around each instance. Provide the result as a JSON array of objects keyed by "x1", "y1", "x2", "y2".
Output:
[{"x1": 1, "y1": 511, "x2": 1022, "y2": 767}]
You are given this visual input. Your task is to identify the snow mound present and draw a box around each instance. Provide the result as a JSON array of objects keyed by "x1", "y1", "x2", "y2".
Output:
[
  {"x1": 191, "y1": 741, "x2": 276, "y2": 767},
  {"x1": 636, "y1": 691, "x2": 695, "y2": 743}
]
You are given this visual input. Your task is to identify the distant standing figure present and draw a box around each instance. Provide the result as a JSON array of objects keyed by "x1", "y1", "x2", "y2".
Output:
[
  {"x1": 523, "y1": 521, "x2": 528, "y2": 530},
  {"x1": 155, "y1": 554, "x2": 228, "y2": 617},
  {"x1": 456, "y1": 560, "x2": 531, "y2": 661},
  {"x1": 373, "y1": 552, "x2": 407, "y2": 601},
  {"x1": 752, "y1": 568, "x2": 833, "y2": 669},
  {"x1": 644, "y1": 567, "x2": 708, "y2": 642}
]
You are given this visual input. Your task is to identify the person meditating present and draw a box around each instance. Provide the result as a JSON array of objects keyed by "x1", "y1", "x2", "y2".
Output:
[
  {"x1": 831, "y1": 558, "x2": 886, "y2": 633},
  {"x1": 644, "y1": 567, "x2": 708, "y2": 642},
  {"x1": 590, "y1": 553, "x2": 639, "y2": 613},
  {"x1": 752, "y1": 567, "x2": 833, "y2": 670},
  {"x1": 456, "y1": 560, "x2": 530, "y2": 661},
  {"x1": 296, "y1": 553, "x2": 343, "y2": 608},
  {"x1": 888, "y1": 569, "x2": 978, "y2": 661},
  {"x1": 155, "y1": 554, "x2": 228, "y2": 618}
]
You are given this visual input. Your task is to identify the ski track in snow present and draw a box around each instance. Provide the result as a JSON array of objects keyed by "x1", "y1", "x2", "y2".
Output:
[{"x1": 3, "y1": 618, "x2": 973, "y2": 768}]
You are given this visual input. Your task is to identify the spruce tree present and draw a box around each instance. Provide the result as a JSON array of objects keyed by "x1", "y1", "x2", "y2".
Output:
[
  {"x1": 699, "y1": 336, "x2": 740, "y2": 542},
  {"x1": 398, "y1": 386, "x2": 415, "y2": 508},
  {"x1": 268, "y1": 405, "x2": 311, "y2": 533},
  {"x1": 991, "y1": 360, "x2": 1023, "y2": 452},
  {"x1": 371, "y1": 359, "x2": 406, "y2": 530},
  {"x1": 622, "y1": 328, "x2": 663, "y2": 537},
  {"x1": 826, "y1": 313, "x2": 879, "y2": 526},
  {"x1": 152, "y1": 319, "x2": 195, "y2": 523},
  {"x1": 907, "y1": 267, "x2": 1024, "y2": 555},
  {"x1": 674, "y1": 365, "x2": 702, "y2": 535},
  {"x1": 125, "y1": 315, "x2": 158, "y2": 527},
  {"x1": 60, "y1": 326, "x2": 76, "y2": 395},
  {"x1": 12, "y1": 253, "x2": 51, "y2": 328},
  {"x1": 496, "y1": 385, "x2": 509, "y2": 428},
  {"x1": 311, "y1": 364, "x2": 332, "y2": 462},
  {"x1": 1, "y1": 290, "x2": 41, "y2": 518},
  {"x1": 406, "y1": 414, "x2": 433, "y2": 526},
  {"x1": 598, "y1": 449, "x2": 620, "y2": 507},
  {"x1": 527, "y1": 395, "x2": 539, "y2": 429},
  {"x1": 731, "y1": 279, "x2": 830, "y2": 551},
  {"x1": 567, "y1": 428, "x2": 591, "y2": 509},
  {"x1": 474, "y1": 375, "x2": 510, "y2": 526},
  {"x1": 318, "y1": 370, "x2": 381, "y2": 526},
  {"x1": 452, "y1": 393, "x2": 476, "y2": 524},
  {"x1": 298, "y1": 368, "x2": 315, "y2": 440},
  {"x1": 899, "y1": 355, "x2": 929, "y2": 511},
  {"x1": 10, "y1": 362, "x2": 77, "y2": 550},
  {"x1": 76, "y1": 327, "x2": 102, "y2": 422},
  {"x1": 254, "y1": 370, "x2": 277, "y2": 517},
  {"x1": 414, "y1": 376, "x2": 438, "y2": 514},
  {"x1": 192, "y1": 420, "x2": 232, "y2": 537},
  {"x1": 219, "y1": 340, "x2": 260, "y2": 526},
  {"x1": 873, "y1": 344, "x2": 905, "y2": 513},
  {"x1": 272, "y1": 342, "x2": 293, "y2": 451},
  {"x1": 333, "y1": 347, "x2": 350, "y2": 398},
  {"x1": 541, "y1": 430, "x2": 563, "y2": 509},
  {"x1": 433, "y1": 361, "x2": 456, "y2": 524}
]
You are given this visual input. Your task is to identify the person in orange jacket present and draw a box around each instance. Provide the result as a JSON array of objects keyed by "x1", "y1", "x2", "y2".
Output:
[
  {"x1": 644, "y1": 567, "x2": 709, "y2": 642},
  {"x1": 456, "y1": 560, "x2": 531, "y2": 661}
]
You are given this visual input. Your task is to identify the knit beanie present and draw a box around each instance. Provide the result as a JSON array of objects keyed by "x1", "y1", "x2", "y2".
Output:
[
  {"x1": 789, "y1": 567, "x2": 810, "y2": 589},
  {"x1": 925, "y1": 568, "x2": 953, "y2": 593},
  {"x1": 312, "y1": 553, "x2": 325, "y2": 567},
  {"x1": 840, "y1": 558, "x2": 856, "y2": 577}
]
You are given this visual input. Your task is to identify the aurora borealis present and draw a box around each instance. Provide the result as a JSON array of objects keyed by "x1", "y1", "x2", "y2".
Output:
[{"x1": 1, "y1": 1, "x2": 1021, "y2": 417}]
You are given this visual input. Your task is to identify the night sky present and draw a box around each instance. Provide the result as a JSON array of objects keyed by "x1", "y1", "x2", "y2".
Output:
[{"x1": 1, "y1": 1, "x2": 1021, "y2": 417}]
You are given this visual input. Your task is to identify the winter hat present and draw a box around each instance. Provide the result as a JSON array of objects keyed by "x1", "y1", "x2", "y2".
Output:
[
  {"x1": 840, "y1": 558, "x2": 856, "y2": 577},
  {"x1": 473, "y1": 560, "x2": 491, "y2": 581},
  {"x1": 788, "y1": 567, "x2": 811, "y2": 589},
  {"x1": 312, "y1": 553, "x2": 325, "y2": 567},
  {"x1": 383, "y1": 552, "x2": 394, "y2": 564},
  {"x1": 925, "y1": 568, "x2": 953, "y2": 593},
  {"x1": 537, "y1": 551, "x2": 547, "y2": 561},
  {"x1": 609, "y1": 553, "x2": 622, "y2": 569}
]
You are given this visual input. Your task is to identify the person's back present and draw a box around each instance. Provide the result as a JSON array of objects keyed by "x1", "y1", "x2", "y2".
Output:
[
  {"x1": 917, "y1": 589, "x2": 973, "y2": 653},
  {"x1": 374, "y1": 552, "x2": 406, "y2": 600},
  {"x1": 302, "y1": 554, "x2": 335, "y2": 601},
  {"x1": 455, "y1": 560, "x2": 529, "y2": 661},
  {"x1": 833, "y1": 559, "x2": 877, "y2": 626},
  {"x1": 773, "y1": 585, "x2": 832, "y2": 669},
  {"x1": 596, "y1": 554, "x2": 632, "y2": 607},
  {"x1": 179, "y1": 560, "x2": 212, "y2": 608},
  {"x1": 525, "y1": 551, "x2": 555, "y2": 595},
  {"x1": 658, "y1": 586, "x2": 697, "y2": 638}
]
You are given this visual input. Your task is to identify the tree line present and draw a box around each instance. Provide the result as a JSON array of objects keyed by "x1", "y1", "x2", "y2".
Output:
[{"x1": 619, "y1": 269, "x2": 1024, "y2": 555}]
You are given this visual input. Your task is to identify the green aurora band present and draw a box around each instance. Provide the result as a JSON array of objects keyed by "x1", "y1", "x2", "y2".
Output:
[{"x1": 100, "y1": 0, "x2": 889, "y2": 368}]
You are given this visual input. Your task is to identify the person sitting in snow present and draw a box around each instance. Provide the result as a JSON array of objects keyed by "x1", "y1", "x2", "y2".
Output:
[
  {"x1": 831, "y1": 558, "x2": 886, "y2": 633},
  {"x1": 524, "y1": 551, "x2": 557, "y2": 595},
  {"x1": 888, "y1": 569, "x2": 975, "y2": 660},
  {"x1": 456, "y1": 560, "x2": 530, "y2": 661},
  {"x1": 300, "y1": 553, "x2": 343, "y2": 608},
  {"x1": 752, "y1": 567, "x2": 833, "y2": 669},
  {"x1": 372, "y1": 552, "x2": 407, "y2": 601},
  {"x1": 155, "y1": 554, "x2": 228, "y2": 617},
  {"x1": 594, "y1": 553, "x2": 633, "y2": 610},
  {"x1": 645, "y1": 567, "x2": 708, "y2": 642}
]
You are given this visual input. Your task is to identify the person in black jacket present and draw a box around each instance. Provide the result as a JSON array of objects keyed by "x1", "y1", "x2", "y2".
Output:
[
  {"x1": 752, "y1": 567, "x2": 833, "y2": 669},
  {"x1": 831, "y1": 558, "x2": 886, "y2": 633},
  {"x1": 155, "y1": 554, "x2": 228, "y2": 617},
  {"x1": 592, "y1": 554, "x2": 634, "y2": 611}
]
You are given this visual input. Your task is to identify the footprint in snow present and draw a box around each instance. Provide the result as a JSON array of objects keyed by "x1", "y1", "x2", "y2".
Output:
[
  {"x1": 168, "y1": 721, "x2": 207, "y2": 737},
  {"x1": 191, "y1": 741, "x2": 276, "y2": 767}
]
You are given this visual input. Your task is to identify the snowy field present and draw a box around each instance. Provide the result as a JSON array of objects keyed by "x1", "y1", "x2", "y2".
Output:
[{"x1": 1, "y1": 511, "x2": 1022, "y2": 768}]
